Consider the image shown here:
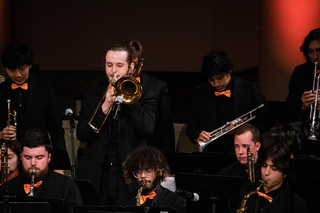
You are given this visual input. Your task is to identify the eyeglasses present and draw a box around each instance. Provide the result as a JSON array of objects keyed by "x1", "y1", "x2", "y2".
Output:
[{"x1": 132, "y1": 169, "x2": 153, "y2": 178}]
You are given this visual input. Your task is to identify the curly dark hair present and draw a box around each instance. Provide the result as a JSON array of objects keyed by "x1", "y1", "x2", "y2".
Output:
[
  {"x1": 201, "y1": 50, "x2": 233, "y2": 79},
  {"x1": 300, "y1": 28, "x2": 320, "y2": 63},
  {"x1": 122, "y1": 146, "x2": 171, "y2": 184}
]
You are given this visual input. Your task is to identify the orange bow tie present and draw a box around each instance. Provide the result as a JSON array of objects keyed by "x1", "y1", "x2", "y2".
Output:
[
  {"x1": 24, "y1": 180, "x2": 42, "y2": 194},
  {"x1": 11, "y1": 83, "x2": 28, "y2": 90},
  {"x1": 257, "y1": 191, "x2": 273, "y2": 203},
  {"x1": 215, "y1": 89, "x2": 231, "y2": 97},
  {"x1": 136, "y1": 77, "x2": 141, "y2": 83},
  {"x1": 140, "y1": 191, "x2": 156, "y2": 205}
]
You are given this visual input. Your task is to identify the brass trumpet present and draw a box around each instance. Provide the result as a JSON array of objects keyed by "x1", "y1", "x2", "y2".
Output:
[
  {"x1": 88, "y1": 77, "x2": 143, "y2": 133},
  {"x1": 197, "y1": 104, "x2": 264, "y2": 152}
]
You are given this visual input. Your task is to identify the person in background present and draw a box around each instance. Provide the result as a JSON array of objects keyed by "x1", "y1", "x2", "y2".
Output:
[
  {"x1": 125, "y1": 40, "x2": 175, "y2": 153},
  {"x1": 0, "y1": 140, "x2": 20, "y2": 184},
  {"x1": 219, "y1": 124, "x2": 262, "y2": 181},
  {"x1": 286, "y1": 28, "x2": 320, "y2": 124},
  {"x1": 0, "y1": 128, "x2": 82, "y2": 212},
  {"x1": 187, "y1": 50, "x2": 269, "y2": 153},
  {"x1": 0, "y1": 43, "x2": 66, "y2": 174},
  {"x1": 76, "y1": 41, "x2": 157, "y2": 205},
  {"x1": 122, "y1": 146, "x2": 184, "y2": 212},
  {"x1": 238, "y1": 142, "x2": 307, "y2": 213}
]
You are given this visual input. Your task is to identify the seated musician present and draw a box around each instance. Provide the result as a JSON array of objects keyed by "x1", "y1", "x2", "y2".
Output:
[
  {"x1": 121, "y1": 146, "x2": 184, "y2": 213},
  {"x1": 238, "y1": 142, "x2": 307, "y2": 213},
  {"x1": 0, "y1": 128, "x2": 82, "y2": 212},
  {"x1": 186, "y1": 50, "x2": 269, "y2": 153},
  {"x1": 219, "y1": 124, "x2": 262, "y2": 181},
  {"x1": 0, "y1": 140, "x2": 20, "y2": 184}
]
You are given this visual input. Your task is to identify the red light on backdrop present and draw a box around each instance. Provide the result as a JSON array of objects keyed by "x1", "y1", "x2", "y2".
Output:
[{"x1": 265, "y1": 0, "x2": 320, "y2": 74}]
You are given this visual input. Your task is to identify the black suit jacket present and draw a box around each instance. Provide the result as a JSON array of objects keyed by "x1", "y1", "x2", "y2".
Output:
[
  {"x1": 140, "y1": 73, "x2": 175, "y2": 153},
  {"x1": 0, "y1": 75, "x2": 66, "y2": 151},
  {"x1": 186, "y1": 76, "x2": 269, "y2": 152},
  {"x1": 76, "y1": 79, "x2": 157, "y2": 194}
]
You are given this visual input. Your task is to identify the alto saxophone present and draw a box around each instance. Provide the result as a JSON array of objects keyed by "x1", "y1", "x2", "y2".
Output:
[
  {"x1": 136, "y1": 180, "x2": 146, "y2": 206},
  {"x1": 247, "y1": 148, "x2": 255, "y2": 182},
  {"x1": 237, "y1": 180, "x2": 265, "y2": 213},
  {"x1": 28, "y1": 168, "x2": 36, "y2": 197}
]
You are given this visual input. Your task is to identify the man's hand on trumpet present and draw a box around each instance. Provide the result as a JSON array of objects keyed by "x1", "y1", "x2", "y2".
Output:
[
  {"x1": 197, "y1": 131, "x2": 211, "y2": 142},
  {"x1": 0, "y1": 126, "x2": 16, "y2": 141},
  {"x1": 301, "y1": 90, "x2": 320, "y2": 112}
]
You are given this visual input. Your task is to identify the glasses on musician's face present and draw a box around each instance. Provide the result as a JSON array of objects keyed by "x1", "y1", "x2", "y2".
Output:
[{"x1": 132, "y1": 168, "x2": 153, "y2": 178}]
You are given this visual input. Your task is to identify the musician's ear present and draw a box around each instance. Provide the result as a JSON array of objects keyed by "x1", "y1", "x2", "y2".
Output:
[
  {"x1": 128, "y1": 62, "x2": 136, "y2": 75},
  {"x1": 48, "y1": 153, "x2": 51, "y2": 164},
  {"x1": 255, "y1": 142, "x2": 262, "y2": 151}
]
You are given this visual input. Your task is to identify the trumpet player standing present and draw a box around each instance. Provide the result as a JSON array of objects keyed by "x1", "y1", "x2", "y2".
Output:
[
  {"x1": 76, "y1": 42, "x2": 157, "y2": 205},
  {"x1": 286, "y1": 28, "x2": 320, "y2": 129},
  {"x1": 186, "y1": 50, "x2": 270, "y2": 153}
]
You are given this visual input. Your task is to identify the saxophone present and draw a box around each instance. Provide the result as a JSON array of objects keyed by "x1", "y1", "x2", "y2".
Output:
[
  {"x1": 247, "y1": 148, "x2": 255, "y2": 182},
  {"x1": 136, "y1": 180, "x2": 146, "y2": 206},
  {"x1": 237, "y1": 180, "x2": 265, "y2": 213},
  {"x1": 28, "y1": 168, "x2": 36, "y2": 197}
]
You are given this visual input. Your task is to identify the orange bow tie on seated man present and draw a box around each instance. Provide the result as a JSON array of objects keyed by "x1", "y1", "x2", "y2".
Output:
[
  {"x1": 215, "y1": 89, "x2": 231, "y2": 97},
  {"x1": 24, "y1": 180, "x2": 42, "y2": 194},
  {"x1": 139, "y1": 191, "x2": 156, "y2": 205}
]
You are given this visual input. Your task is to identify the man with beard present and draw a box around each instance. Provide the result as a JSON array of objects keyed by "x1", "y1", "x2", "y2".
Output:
[
  {"x1": 0, "y1": 128, "x2": 82, "y2": 212},
  {"x1": 121, "y1": 146, "x2": 184, "y2": 212}
]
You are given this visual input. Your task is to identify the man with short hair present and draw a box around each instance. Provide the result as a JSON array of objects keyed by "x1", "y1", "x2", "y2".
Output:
[
  {"x1": 0, "y1": 43, "x2": 66, "y2": 152},
  {"x1": 186, "y1": 50, "x2": 269, "y2": 153},
  {"x1": 219, "y1": 124, "x2": 262, "y2": 180},
  {"x1": 121, "y1": 146, "x2": 184, "y2": 212},
  {"x1": 0, "y1": 128, "x2": 82, "y2": 212}
]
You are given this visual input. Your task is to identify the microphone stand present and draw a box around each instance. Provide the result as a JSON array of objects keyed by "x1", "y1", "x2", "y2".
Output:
[{"x1": 70, "y1": 125, "x2": 76, "y2": 179}]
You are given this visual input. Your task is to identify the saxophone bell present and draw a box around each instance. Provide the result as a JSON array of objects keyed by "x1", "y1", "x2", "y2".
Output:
[{"x1": 28, "y1": 168, "x2": 36, "y2": 197}]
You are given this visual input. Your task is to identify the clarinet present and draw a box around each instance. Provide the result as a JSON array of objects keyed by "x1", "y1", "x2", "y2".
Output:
[
  {"x1": 136, "y1": 181, "x2": 146, "y2": 206},
  {"x1": 28, "y1": 168, "x2": 36, "y2": 197}
]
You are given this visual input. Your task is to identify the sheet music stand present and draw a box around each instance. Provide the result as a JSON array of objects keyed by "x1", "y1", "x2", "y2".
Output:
[
  {"x1": 0, "y1": 201, "x2": 51, "y2": 213},
  {"x1": 175, "y1": 172, "x2": 248, "y2": 213},
  {"x1": 73, "y1": 206, "x2": 177, "y2": 213},
  {"x1": 50, "y1": 149, "x2": 72, "y2": 170},
  {"x1": 75, "y1": 179, "x2": 100, "y2": 205},
  {"x1": 0, "y1": 196, "x2": 65, "y2": 213},
  {"x1": 166, "y1": 152, "x2": 236, "y2": 175}
]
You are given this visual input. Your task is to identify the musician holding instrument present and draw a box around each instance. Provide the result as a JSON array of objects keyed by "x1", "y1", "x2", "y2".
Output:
[
  {"x1": 238, "y1": 142, "x2": 307, "y2": 213},
  {"x1": 76, "y1": 42, "x2": 157, "y2": 205},
  {"x1": 186, "y1": 50, "x2": 269, "y2": 153},
  {"x1": 0, "y1": 128, "x2": 82, "y2": 212},
  {"x1": 121, "y1": 146, "x2": 184, "y2": 212},
  {"x1": 0, "y1": 43, "x2": 66, "y2": 165},
  {"x1": 219, "y1": 124, "x2": 262, "y2": 181}
]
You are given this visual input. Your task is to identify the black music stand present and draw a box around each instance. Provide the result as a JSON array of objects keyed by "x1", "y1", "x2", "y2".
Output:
[
  {"x1": 0, "y1": 201, "x2": 51, "y2": 213},
  {"x1": 0, "y1": 196, "x2": 65, "y2": 213},
  {"x1": 73, "y1": 205, "x2": 177, "y2": 213},
  {"x1": 175, "y1": 172, "x2": 248, "y2": 213},
  {"x1": 165, "y1": 152, "x2": 236, "y2": 175},
  {"x1": 75, "y1": 179, "x2": 100, "y2": 205}
]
